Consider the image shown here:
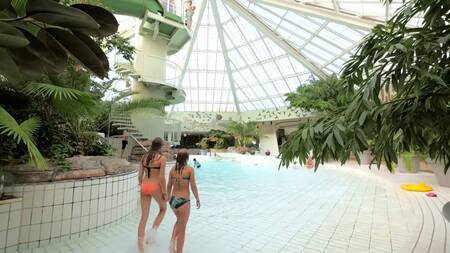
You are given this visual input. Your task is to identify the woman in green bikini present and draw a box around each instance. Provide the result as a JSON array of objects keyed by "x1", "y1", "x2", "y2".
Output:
[{"x1": 167, "y1": 149, "x2": 200, "y2": 253}]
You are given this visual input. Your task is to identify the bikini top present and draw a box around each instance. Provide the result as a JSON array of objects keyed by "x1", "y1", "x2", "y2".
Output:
[
  {"x1": 172, "y1": 166, "x2": 190, "y2": 181},
  {"x1": 142, "y1": 154, "x2": 161, "y2": 176}
]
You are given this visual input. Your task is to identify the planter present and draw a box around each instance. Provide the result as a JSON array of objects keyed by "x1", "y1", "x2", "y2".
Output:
[
  {"x1": 3, "y1": 156, "x2": 135, "y2": 184},
  {"x1": 0, "y1": 197, "x2": 22, "y2": 252},
  {"x1": 398, "y1": 154, "x2": 420, "y2": 173},
  {"x1": 428, "y1": 159, "x2": 450, "y2": 187},
  {"x1": 359, "y1": 150, "x2": 373, "y2": 165}
]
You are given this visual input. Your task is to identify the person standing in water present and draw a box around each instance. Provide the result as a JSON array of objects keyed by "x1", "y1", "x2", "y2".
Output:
[
  {"x1": 167, "y1": 149, "x2": 200, "y2": 253},
  {"x1": 137, "y1": 138, "x2": 168, "y2": 252},
  {"x1": 184, "y1": 0, "x2": 196, "y2": 29}
]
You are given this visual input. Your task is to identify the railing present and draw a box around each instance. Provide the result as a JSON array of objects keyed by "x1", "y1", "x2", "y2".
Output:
[
  {"x1": 114, "y1": 55, "x2": 182, "y2": 88},
  {"x1": 160, "y1": 0, "x2": 186, "y2": 22},
  {"x1": 130, "y1": 134, "x2": 148, "y2": 152}
]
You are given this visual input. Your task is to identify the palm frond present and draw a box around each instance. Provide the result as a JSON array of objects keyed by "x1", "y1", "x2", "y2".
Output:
[
  {"x1": 52, "y1": 94, "x2": 100, "y2": 116},
  {"x1": 0, "y1": 106, "x2": 47, "y2": 169},
  {"x1": 24, "y1": 83, "x2": 101, "y2": 116},
  {"x1": 111, "y1": 90, "x2": 139, "y2": 103},
  {"x1": 24, "y1": 83, "x2": 84, "y2": 100},
  {"x1": 115, "y1": 98, "x2": 169, "y2": 115}
]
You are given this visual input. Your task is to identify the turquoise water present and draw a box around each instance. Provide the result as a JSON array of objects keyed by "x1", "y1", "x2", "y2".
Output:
[{"x1": 20, "y1": 157, "x2": 412, "y2": 253}]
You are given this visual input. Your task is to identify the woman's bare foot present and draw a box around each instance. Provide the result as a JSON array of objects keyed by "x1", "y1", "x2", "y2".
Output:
[
  {"x1": 145, "y1": 228, "x2": 157, "y2": 245},
  {"x1": 169, "y1": 240, "x2": 176, "y2": 253},
  {"x1": 137, "y1": 237, "x2": 144, "y2": 253}
]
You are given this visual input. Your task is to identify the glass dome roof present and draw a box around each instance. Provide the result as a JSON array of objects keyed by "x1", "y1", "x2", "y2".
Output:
[{"x1": 114, "y1": 0, "x2": 416, "y2": 113}]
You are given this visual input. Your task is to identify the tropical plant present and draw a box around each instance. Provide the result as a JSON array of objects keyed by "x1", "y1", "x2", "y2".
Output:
[
  {"x1": 0, "y1": 0, "x2": 119, "y2": 168},
  {"x1": 207, "y1": 129, "x2": 233, "y2": 149},
  {"x1": 0, "y1": 106, "x2": 46, "y2": 168},
  {"x1": 114, "y1": 97, "x2": 169, "y2": 115},
  {"x1": 225, "y1": 121, "x2": 257, "y2": 148},
  {"x1": 286, "y1": 74, "x2": 353, "y2": 113},
  {"x1": 280, "y1": 0, "x2": 450, "y2": 172},
  {"x1": 196, "y1": 137, "x2": 209, "y2": 150},
  {"x1": 0, "y1": 0, "x2": 118, "y2": 83}
]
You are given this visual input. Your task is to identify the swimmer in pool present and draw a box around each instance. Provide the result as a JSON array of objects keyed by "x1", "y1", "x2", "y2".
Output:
[
  {"x1": 137, "y1": 138, "x2": 167, "y2": 252},
  {"x1": 193, "y1": 158, "x2": 201, "y2": 168},
  {"x1": 167, "y1": 149, "x2": 201, "y2": 253}
]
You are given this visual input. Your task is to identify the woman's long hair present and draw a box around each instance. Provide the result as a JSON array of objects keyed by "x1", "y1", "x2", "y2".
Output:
[
  {"x1": 144, "y1": 137, "x2": 163, "y2": 166},
  {"x1": 175, "y1": 149, "x2": 189, "y2": 174}
]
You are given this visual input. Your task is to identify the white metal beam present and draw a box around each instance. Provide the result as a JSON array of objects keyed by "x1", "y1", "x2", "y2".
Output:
[
  {"x1": 322, "y1": 38, "x2": 364, "y2": 67},
  {"x1": 167, "y1": 0, "x2": 207, "y2": 118},
  {"x1": 224, "y1": 0, "x2": 327, "y2": 79},
  {"x1": 332, "y1": 0, "x2": 340, "y2": 12},
  {"x1": 177, "y1": 0, "x2": 207, "y2": 89},
  {"x1": 221, "y1": 5, "x2": 277, "y2": 108},
  {"x1": 211, "y1": 0, "x2": 242, "y2": 115},
  {"x1": 250, "y1": 0, "x2": 382, "y2": 31}
]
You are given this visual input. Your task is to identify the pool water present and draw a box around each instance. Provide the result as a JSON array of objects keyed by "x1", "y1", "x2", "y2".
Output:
[{"x1": 19, "y1": 156, "x2": 417, "y2": 253}]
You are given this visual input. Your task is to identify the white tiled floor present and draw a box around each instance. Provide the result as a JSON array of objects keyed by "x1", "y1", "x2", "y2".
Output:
[{"x1": 15, "y1": 160, "x2": 450, "y2": 253}]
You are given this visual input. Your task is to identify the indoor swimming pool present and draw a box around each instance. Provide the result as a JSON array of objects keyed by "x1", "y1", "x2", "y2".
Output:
[{"x1": 16, "y1": 156, "x2": 445, "y2": 253}]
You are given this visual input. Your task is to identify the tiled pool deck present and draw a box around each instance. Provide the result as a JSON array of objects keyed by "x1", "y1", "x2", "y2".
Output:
[{"x1": 16, "y1": 158, "x2": 450, "y2": 253}]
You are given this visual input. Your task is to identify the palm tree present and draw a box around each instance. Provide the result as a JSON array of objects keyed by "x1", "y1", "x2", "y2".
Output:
[{"x1": 225, "y1": 121, "x2": 257, "y2": 148}]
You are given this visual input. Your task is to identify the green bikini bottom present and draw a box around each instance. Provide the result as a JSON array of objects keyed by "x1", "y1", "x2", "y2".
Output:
[{"x1": 170, "y1": 196, "x2": 190, "y2": 209}]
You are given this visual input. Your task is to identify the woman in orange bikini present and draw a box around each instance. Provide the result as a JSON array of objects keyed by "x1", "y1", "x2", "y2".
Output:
[
  {"x1": 167, "y1": 149, "x2": 200, "y2": 253},
  {"x1": 137, "y1": 137, "x2": 167, "y2": 252}
]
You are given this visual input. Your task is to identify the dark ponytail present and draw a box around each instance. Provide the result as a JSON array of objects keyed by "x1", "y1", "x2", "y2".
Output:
[
  {"x1": 144, "y1": 137, "x2": 163, "y2": 166},
  {"x1": 175, "y1": 149, "x2": 189, "y2": 174}
]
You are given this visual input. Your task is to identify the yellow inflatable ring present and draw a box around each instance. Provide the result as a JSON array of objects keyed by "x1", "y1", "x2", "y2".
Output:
[{"x1": 401, "y1": 182, "x2": 433, "y2": 192}]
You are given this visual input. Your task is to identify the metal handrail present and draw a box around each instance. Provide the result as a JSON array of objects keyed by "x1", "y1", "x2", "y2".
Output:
[
  {"x1": 130, "y1": 135, "x2": 149, "y2": 152},
  {"x1": 114, "y1": 54, "x2": 182, "y2": 88},
  {"x1": 160, "y1": 0, "x2": 186, "y2": 22}
]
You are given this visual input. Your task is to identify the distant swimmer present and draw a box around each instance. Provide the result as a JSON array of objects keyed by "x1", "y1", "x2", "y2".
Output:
[{"x1": 193, "y1": 158, "x2": 201, "y2": 168}]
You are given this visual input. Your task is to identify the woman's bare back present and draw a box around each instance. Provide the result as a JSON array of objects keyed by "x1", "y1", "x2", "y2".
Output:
[
  {"x1": 170, "y1": 166, "x2": 193, "y2": 199},
  {"x1": 142, "y1": 154, "x2": 165, "y2": 183}
]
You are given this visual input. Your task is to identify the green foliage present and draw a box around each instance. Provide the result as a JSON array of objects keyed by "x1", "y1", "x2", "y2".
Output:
[
  {"x1": 48, "y1": 144, "x2": 73, "y2": 171},
  {"x1": 225, "y1": 121, "x2": 257, "y2": 148},
  {"x1": 0, "y1": 106, "x2": 46, "y2": 168},
  {"x1": 280, "y1": 0, "x2": 450, "y2": 172},
  {"x1": 207, "y1": 129, "x2": 233, "y2": 149},
  {"x1": 196, "y1": 137, "x2": 209, "y2": 150},
  {"x1": 0, "y1": 0, "x2": 119, "y2": 168},
  {"x1": 98, "y1": 34, "x2": 135, "y2": 61},
  {"x1": 286, "y1": 74, "x2": 353, "y2": 112},
  {"x1": 114, "y1": 98, "x2": 169, "y2": 115},
  {"x1": 0, "y1": 0, "x2": 119, "y2": 83}
]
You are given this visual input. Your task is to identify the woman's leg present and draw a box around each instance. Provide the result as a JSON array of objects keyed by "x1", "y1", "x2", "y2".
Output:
[
  {"x1": 151, "y1": 189, "x2": 167, "y2": 230},
  {"x1": 170, "y1": 208, "x2": 180, "y2": 252},
  {"x1": 137, "y1": 193, "x2": 151, "y2": 252},
  {"x1": 175, "y1": 203, "x2": 191, "y2": 253},
  {"x1": 145, "y1": 188, "x2": 167, "y2": 244}
]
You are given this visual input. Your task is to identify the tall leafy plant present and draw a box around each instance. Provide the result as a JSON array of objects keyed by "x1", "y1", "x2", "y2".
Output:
[
  {"x1": 0, "y1": 0, "x2": 119, "y2": 168},
  {"x1": 226, "y1": 121, "x2": 257, "y2": 148},
  {"x1": 286, "y1": 74, "x2": 353, "y2": 113},
  {"x1": 280, "y1": 0, "x2": 450, "y2": 172}
]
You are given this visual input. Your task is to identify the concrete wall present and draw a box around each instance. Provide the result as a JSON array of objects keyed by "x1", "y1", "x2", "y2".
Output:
[{"x1": 258, "y1": 123, "x2": 279, "y2": 156}]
